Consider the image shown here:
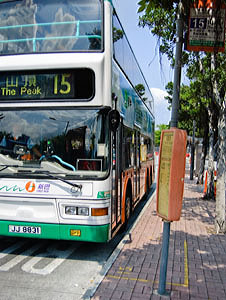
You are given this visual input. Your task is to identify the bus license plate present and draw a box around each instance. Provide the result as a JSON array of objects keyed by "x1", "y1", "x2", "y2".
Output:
[{"x1": 9, "y1": 225, "x2": 41, "y2": 235}]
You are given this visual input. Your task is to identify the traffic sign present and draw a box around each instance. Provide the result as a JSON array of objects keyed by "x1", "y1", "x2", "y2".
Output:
[
  {"x1": 156, "y1": 128, "x2": 187, "y2": 222},
  {"x1": 187, "y1": 0, "x2": 226, "y2": 52}
]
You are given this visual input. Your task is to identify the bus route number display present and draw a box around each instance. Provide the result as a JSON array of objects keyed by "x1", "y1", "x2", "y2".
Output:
[{"x1": 0, "y1": 68, "x2": 94, "y2": 101}]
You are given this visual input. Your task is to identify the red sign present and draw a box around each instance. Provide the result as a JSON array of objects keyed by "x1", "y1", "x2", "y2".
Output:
[
  {"x1": 156, "y1": 129, "x2": 187, "y2": 221},
  {"x1": 187, "y1": 0, "x2": 226, "y2": 52}
]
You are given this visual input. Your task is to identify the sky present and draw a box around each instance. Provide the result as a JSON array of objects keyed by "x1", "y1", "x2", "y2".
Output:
[{"x1": 113, "y1": 0, "x2": 173, "y2": 126}]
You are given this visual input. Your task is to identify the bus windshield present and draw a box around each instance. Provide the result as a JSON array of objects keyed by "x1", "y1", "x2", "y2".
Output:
[
  {"x1": 0, "y1": 108, "x2": 110, "y2": 178},
  {"x1": 0, "y1": 0, "x2": 103, "y2": 55}
]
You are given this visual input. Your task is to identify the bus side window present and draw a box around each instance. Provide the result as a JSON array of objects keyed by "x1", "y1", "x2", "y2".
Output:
[{"x1": 122, "y1": 126, "x2": 133, "y2": 169}]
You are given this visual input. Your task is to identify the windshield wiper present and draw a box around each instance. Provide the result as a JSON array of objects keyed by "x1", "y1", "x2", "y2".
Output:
[
  {"x1": 0, "y1": 164, "x2": 21, "y2": 172},
  {"x1": 0, "y1": 164, "x2": 41, "y2": 172},
  {"x1": 33, "y1": 170, "x2": 82, "y2": 193},
  {"x1": 0, "y1": 166, "x2": 82, "y2": 193}
]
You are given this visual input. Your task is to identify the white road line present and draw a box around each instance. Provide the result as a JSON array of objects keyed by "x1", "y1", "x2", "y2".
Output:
[
  {"x1": 22, "y1": 243, "x2": 76, "y2": 275},
  {"x1": 0, "y1": 242, "x2": 44, "y2": 271}
]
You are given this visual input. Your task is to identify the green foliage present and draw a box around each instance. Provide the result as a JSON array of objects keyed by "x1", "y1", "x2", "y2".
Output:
[
  {"x1": 138, "y1": 0, "x2": 176, "y2": 12},
  {"x1": 165, "y1": 82, "x2": 209, "y2": 137},
  {"x1": 186, "y1": 52, "x2": 226, "y2": 110},
  {"x1": 155, "y1": 124, "x2": 170, "y2": 146},
  {"x1": 138, "y1": 5, "x2": 176, "y2": 61},
  {"x1": 137, "y1": 1, "x2": 226, "y2": 16},
  {"x1": 137, "y1": 0, "x2": 226, "y2": 65},
  {"x1": 138, "y1": 0, "x2": 226, "y2": 220},
  {"x1": 138, "y1": 0, "x2": 226, "y2": 140}
]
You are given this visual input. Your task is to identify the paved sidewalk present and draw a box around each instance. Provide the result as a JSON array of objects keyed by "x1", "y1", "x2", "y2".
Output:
[{"x1": 90, "y1": 169, "x2": 226, "y2": 300}]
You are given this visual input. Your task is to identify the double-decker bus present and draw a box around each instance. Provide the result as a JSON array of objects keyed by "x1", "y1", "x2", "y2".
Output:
[{"x1": 0, "y1": 0, "x2": 155, "y2": 242}]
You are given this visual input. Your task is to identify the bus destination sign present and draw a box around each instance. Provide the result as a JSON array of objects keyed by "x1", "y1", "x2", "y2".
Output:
[{"x1": 0, "y1": 69, "x2": 94, "y2": 101}]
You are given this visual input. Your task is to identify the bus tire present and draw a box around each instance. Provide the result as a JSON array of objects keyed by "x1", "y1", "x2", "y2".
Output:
[
  {"x1": 125, "y1": 193, "x2": 131, "y2": 223},
  {"x1": 121, "y1": 190, "x2": 132, "y2": 232}
]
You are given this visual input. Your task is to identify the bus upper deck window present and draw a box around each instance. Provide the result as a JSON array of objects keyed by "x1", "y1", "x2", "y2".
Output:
[{"x1": 0, "y1": 0, "x2": 103, "y2": 55}]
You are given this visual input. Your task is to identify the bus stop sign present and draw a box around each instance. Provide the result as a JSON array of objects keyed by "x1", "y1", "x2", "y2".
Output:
[
  {"x1": 156, "y1": 128, "x2": 187, "y2": 221},
  {"x1": 187, "y1": 0, "x2": 226, "y2": 52}
]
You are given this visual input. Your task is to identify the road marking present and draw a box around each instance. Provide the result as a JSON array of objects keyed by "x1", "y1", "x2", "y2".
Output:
[
  {"x1": 22, "y1": 243, "x2": 76, "y2": 275},
  {"x1": 0, "y1": 242, "x2": 44, "y2": 271},
  {"x1": 183, "y1": 239, "x2": 189, "y2": 287},
  {"x1": 0, "y1": 241, "x2": 77, "y2": 275},
  {"x1": 117, "y1": 266, "x2": 132, "y2": 275},
  {"x1": 107, "y1": 239, "x2": 189, "y2": 288}
]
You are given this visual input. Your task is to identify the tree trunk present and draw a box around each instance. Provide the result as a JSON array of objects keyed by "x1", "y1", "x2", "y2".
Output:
[
  {"x1": 205, "y1": 107, "x2": 215, "y2": 199},
  {"x1": 197, "y1": 147, "x2": 206, "y2": 184},
  {"x1": 205, "y1": 53, "x2": 219, "y2": 200},
  {"x1": 197, "y1": 114, "x2": 208, "y2": 184},
  {"x1": 215, "y1": 106, "x2": 226, "y2": 233}
]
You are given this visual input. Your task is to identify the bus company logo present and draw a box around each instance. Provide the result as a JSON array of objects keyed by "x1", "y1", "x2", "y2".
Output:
[
  {"x1": 25, "y1": 182, "x2": 51, "y2": 193},
  {"x1": 0, "y1": 182, "x2": 51, "y2": 193},
  {"x1": 25, "y1": 181, "x2": 36, "y2": 193}
]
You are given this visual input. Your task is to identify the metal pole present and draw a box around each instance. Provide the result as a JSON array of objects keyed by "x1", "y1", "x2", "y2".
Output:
[
  {"x1": 157, "y1": 2, "x2": 183, "y2": 296},
  {"x1": 157, "y1": 221, "x2": 171, "y2": 295}
]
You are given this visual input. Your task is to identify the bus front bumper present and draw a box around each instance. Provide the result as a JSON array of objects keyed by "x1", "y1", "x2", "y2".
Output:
[{"x1": 0, "y1": 220, "x2": 110, "y2": 243}]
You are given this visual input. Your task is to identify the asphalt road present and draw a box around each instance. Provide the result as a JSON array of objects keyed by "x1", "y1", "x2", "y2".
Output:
[{"x1": 0, "y1": 186, "x2": 155, "y2": 300}]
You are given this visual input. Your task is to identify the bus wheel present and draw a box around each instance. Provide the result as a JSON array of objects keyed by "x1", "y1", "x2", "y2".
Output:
[
  {"x1": 125, "y1": 194, "x2": 131, "y2": 222},
  {"x1": 122, "y1": 192, "x2": 131, "y2": 231}
]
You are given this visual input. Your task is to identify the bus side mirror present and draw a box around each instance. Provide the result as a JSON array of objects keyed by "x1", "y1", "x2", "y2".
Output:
[{"x1": 109, "y1": 110, "x2": 120, "y2": 132}]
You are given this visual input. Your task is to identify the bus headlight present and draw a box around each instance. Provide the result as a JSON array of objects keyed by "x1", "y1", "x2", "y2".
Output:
[
  {"x1": 65, "y1": 206, "x2": 89, "y2": 216},
  {"x1": 65, "y1": 206, "x2": 77, "y2": 215},
  {"x1": 77, "y1": 207, "x2": 89, "y2": 216}
]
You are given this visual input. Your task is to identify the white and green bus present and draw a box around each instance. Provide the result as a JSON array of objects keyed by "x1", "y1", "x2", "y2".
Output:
[{"x1": 0, "y1": 0, "x2": 155, "y2": 242}]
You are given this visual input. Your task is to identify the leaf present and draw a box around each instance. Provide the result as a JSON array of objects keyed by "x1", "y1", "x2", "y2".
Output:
[
  {"x1": 146, "y1": 3, "x2": 153, "y2": 14},
  {"x1": 137, "y1": 0, "x2": 146, "y2": 13},
  {"x1": 137, "y1": 5, "x2": 146, "y2": 13}
]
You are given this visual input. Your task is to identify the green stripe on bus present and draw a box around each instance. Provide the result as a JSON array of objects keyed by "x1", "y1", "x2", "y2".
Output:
[
  {"x1": 59, "y1": 223, "x2": 109, "y2": 242},
  {"x1": 0, "y1": 220, "x2": 109, "y2": 243}
]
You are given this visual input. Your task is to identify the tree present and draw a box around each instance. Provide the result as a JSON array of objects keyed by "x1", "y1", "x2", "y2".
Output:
[
  {"x1": 155, "y1": 124, "x2": 170, "y2": 147},
  {"x1": 138, "y1": 0, "x2": 226, "y2": 232},
  {"x1": 165, "y1": 81, "x2": 211, "y2": 185},
  {"x1": 209, "y1": 52, "x2": 226, "y2": 233},
  {"x1": 165, "y1": 82, "x2": 209, "y2": 136}
]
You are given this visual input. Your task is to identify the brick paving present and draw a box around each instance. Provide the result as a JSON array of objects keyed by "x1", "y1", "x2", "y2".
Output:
[{"x1": 90, "y1": 168, "x2": 226, "y2": 300}]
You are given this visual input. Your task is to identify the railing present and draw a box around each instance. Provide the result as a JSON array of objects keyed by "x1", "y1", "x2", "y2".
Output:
[{"x1": 0, "y1": 20, "x2": 101, "y2": 52}]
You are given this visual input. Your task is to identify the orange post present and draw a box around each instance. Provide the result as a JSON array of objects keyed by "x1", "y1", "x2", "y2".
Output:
[{"x1": 203, "y1": 171, "x2": 208, "y2": 194}]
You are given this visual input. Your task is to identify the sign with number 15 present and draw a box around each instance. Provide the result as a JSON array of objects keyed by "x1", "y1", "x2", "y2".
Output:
[{"x1": 187, "y1": 0, "x2": 226, "y2": 52}]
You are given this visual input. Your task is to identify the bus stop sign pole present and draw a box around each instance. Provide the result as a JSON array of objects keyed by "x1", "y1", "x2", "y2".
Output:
[
  {"x1": 157, "y1": 221, "x2": 171, "y2": 295},
  {"x1": 157, "y1": 2, "x2": 184, "y2": 296}
]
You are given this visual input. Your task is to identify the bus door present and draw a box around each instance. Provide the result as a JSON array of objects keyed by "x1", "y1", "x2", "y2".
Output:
[
  {"x1": 111, "y1": 124, "x2": 123, "y2": 231},
  {"x1": 134, "y1": 130, "x2": 140, "y2": 199}
]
